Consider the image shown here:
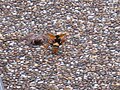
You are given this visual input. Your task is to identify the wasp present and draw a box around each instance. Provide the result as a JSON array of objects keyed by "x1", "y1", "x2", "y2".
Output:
[
  {"x1": 46, "y1": 33, "x2": 67, "y2": 54},
  {"x1": 21, "y1": 32, "x2": 67, "y2": 54}
]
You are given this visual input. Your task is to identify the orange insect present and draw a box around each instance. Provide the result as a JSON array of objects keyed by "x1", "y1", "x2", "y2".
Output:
[
  {"x1": 20, "y1": 32, "x2": 67, "y2": 54},
  {"x1": 46, "y1": 33, "x2": 67, "y2": 54}
]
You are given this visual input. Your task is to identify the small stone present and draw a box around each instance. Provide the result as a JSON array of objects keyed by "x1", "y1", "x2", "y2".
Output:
[
  {"x1": 117, "y1": 72, "x2": 120, "y2": 75},
  {"x1": 48, "y1": 84, "x2": 59, "y2": 90},
  {"x1": 32, "y1": 5, "x2": 37, "y2": 11},
  {"x1": 0, "y1": 33, "x2": 4, "y2": 40},
  {"x1": 21, "y1": 74, "x2": 27, "y2": 78},
  {"x1": 93, "y1": 84, "x2": 99, "y2": 89},
  {"x1": 30, "y1": 87, "x2": 36, "y2": 89},
  {"x1": 112, "y1": 83, "x2": 120, "y2": 86},
  {"x1": 30, "y1": 82, "x2": 36, "y2": 87},
  {"x1": 16, "y1": 86, "x2": 21, "y2": 89},
  {"x1": 34, "y1": 63, "x2": 39, "y2": 67},
  {"x1": 113, "y1": 0, "x2": 119, "y2": 3},
  {"x1": 3, "y1": 59, "x2": 8, "y2": 62},
  {"x1": 41, "y1": 0, "x2": 46, "y2": 2},
  {"x1": 20, "y1": 56, "x2": 25, "y2": 60},
  {"x1": 50, "y1": 80, "x2": 55, "y2": 84},
  {"x1": 9, "y1": 41, "x2": 16, "y2": 46},
  {"x1": 16, "y1": 59, "x2": 21, "y2": 63},
  {"x1": 38, "y1": 81, "x2": 44, "y2": 84},
  {"x1": 64, "y1": 86, "x2": 73, "y2": 90}
]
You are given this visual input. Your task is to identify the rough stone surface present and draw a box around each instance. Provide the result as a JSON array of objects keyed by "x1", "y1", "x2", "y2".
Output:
[{"x1": 0, "y1": 0, "x2": 120, "y2": 90}]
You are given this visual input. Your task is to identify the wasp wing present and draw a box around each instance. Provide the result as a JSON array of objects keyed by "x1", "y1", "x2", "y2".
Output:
[
  {"x1": 59, "y1": 33, "x2": 66, "y2": 39},
  {"x1": 47, "y1": 33, "x2": 56, "y2": 43},
  {"x1": 58, "y1": 33, "x2": 67, "y2": 44},
  {"x1": 47, "y1": 33, "x2": 56, "y2": 40}
]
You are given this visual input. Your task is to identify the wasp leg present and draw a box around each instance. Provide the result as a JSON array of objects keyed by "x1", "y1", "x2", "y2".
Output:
[{"x1": 52, "y1": 47, "x2": 59, "y2": 54}]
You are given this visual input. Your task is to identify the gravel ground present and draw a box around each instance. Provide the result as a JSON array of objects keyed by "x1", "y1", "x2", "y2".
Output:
[{"x1": 0, "y1": 0, "x2": 120, "y2": 90}]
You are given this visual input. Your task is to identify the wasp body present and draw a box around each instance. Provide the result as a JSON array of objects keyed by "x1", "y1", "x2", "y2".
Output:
[
  {"x1": 21, "y1": 32, "x2": 67, "y2": 54},
  {"x1": 47, "y1": 33, "x2": 67, "y2": 54}
]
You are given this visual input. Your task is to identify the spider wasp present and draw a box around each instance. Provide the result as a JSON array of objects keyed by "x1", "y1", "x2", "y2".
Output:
[
  {"x1": 45, "y1": 32, "x2": 67, "y2": 54},
  {"x1": 21, "y1": 32, "x2": 67, "y2": 54}
]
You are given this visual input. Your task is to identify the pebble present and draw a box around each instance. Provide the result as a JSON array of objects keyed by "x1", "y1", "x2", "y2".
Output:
[
  {"x1": 48, "y1": 84, "x2": 59, "y2": 90},
  {"x1": 34, "y1": 63, "x2": 39, "y2": 67},
  {"x1": 38, "y1": 81, "x2": 44, "y2": 84},
  {"x1": 64, "y1": 86, "x2": 73, "y2": 90},
  {"x1": 0, "y1": 33, "x2": 4, "y2": 40},
  {"x1": 93, "y1": 84, "x2": 99, "y2": 89},
  {"x1": 30, "y1": 82, "x2": 36, "y2": 87},
  {"x1": 19, "y1": 56, "x2": 25, "y2": 60}
]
